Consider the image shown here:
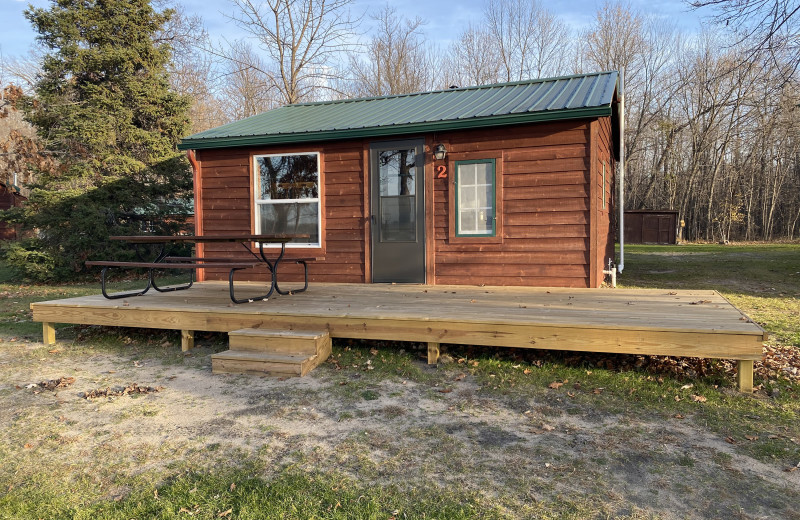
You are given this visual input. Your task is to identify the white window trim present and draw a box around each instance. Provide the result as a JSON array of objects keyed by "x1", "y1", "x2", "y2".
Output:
[{"x1": 253, "y1": 151, "x2": 322, "y2": 248}]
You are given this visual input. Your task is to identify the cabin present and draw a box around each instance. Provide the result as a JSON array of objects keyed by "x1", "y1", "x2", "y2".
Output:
[
  {"x1": 178, "y1": 71, "x2": 621, "y2": 288},
  {"x1": 32, "y1": 72, "x2": 767, "y2": 391}
]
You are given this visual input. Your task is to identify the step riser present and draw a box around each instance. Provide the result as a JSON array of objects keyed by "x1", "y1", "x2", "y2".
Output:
[
  {"x1": 229, "y1": 335, "x2": 320, "y2": 355},
  {"x1": 212, "y1": 357, "x2": 302, "y2": 376}
]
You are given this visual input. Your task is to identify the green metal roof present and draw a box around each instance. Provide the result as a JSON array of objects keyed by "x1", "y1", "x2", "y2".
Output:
[{"x1": 178, "y1": 71, "x2": 619, "y2": 151}]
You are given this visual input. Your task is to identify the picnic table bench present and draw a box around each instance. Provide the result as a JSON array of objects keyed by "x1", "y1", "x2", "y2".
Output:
[{"x1": 85, "y1": 234, "x2": 313, "y2": 303}]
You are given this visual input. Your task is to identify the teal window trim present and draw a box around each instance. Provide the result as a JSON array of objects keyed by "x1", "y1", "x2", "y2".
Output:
[{"x1": 454, "y1": 159, "x2": 497, "y2": 237}]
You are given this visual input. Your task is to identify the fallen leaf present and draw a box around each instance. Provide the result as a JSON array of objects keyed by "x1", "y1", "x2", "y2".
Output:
[
  {"x1": 154, "y1": 489, "x2": 159, "y2": 499},
  {"x1": 567, "y1": 391, "x2": 575, "y2": 397},
  {"x1": 592, "y1": 388, "x2": 604, "y2": 394},
  {"x1": 725, "y1": 437, "x2": 736, "y2": 444},
  {"x1": 369, "y1": 348, "x2": 378, "y2": 356},
  {"x1": 453, "y1": 373, "x2": 466, "y2": 381},
  {"x1": 680, "y1": 384, "x2": 694, "y2": 390},
  {"x1": 230, "y1": 483, "x2": 236, "y2": 491},
  {"x1": 23, "y1": 443, "x2": 32, "y2": 449},
  {"x1": 179, "y1": 507, "x2": 193, "y2": 514},
  {"x1": 438, "y1": 388, "x2": 452, "y2": 394},
  {"x1": 548, "y1": 381, "x2": 564, "y2": 389},
  {"x1": 573, "y1": 382, "x2": 582, "y2": 390},
  {"x1": 691, "y1": 394, "x2": 707, "y2": 403},
  {"x1": 48, "y1": 349, "x2": 61, "y2": 354},
  {"x1": 541, "y1": 424, "x2": 555, "y2": 432},
  {"x1": 218, "y1": 509, "x2": 232, "y2": 518},
  {"x1": 470, "y1": 360, "x2": 479, "y2": 367},
  {"x1": 674, "y1": 414, "x2": 685, "y2": 419},
  {"x1": 745, "y1": 435, "x2": 759, "y2": 441},
  {"x1": 523, "y1": 368, "x2": 532, "y2": 375}
]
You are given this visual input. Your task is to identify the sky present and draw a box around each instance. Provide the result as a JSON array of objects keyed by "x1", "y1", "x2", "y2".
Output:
[{"x1": 0, "y1": 0, "x2": 707, "y2": 62}]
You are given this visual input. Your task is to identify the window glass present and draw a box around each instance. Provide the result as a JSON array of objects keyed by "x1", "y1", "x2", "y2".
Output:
[
  {"x1": 456, "y1": 160, "x2": 495, "y2": 237},
  {"x1": 378, "y1": 149, "x2": 416, "y2": 196},
  {"x1": 254, "y1": 153, "x2": 320, "y2": 246}
]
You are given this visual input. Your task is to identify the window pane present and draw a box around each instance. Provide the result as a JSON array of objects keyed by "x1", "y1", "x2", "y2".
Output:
[
  {"x1": 460, "y1": 164, "x2": 476, "y2": 185},
  {"x1": 476, "y1": 209, "x2": 492, "y2": 233},
  {"x1": 379, "y1": 149, "x2": 416, "y2": 196},
  {"x1": 475, "y1": 162, "x2": 492, "y2": 185},
  {"x1": 459, "y1": 210, "x2": 477, "y2": 233},
  {"x1": 478, "y1": 185, "x2": 492, "y2": 208},
  {"x1": 381, "y1": 196, "x2": 416, "y2": 241},
  {"x1": 257, "y1": 154, "x2": 318, "y2": 200},
  {"x1": 460, "y1": 184, "x2": 476, "y2": 206},
  {"x1": 259, "y1": 202, "x2": 319, "y2": 244}
]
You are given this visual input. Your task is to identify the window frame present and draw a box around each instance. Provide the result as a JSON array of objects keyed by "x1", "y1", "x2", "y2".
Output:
[
  {"x1": 454, "y1": 158, "x2": 497, "y2": 238},
  {"x1": 252, "y1": 151, "x2": 322, "y2": 248}
]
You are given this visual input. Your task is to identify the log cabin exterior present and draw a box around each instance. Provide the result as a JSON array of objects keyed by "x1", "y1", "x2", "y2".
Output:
[{"x1": 178, "y1": 71, "x2": 621, "y2": 288}]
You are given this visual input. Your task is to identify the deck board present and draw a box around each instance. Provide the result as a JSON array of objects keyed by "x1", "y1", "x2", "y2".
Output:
[{"x1": 31, "y1": 282, "x2": 765, "y2": 363}]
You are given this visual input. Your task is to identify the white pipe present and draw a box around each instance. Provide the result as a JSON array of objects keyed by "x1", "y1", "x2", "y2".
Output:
[{"x1": 617, "y1": 68, "x2": 625, "y2": 274}]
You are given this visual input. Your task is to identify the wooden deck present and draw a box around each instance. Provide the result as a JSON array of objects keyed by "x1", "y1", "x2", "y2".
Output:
[{"x1": 30, "y1": 282, "x2": 766, "y2": 391}]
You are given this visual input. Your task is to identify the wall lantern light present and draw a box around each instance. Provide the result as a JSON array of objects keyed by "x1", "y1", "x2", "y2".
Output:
[{"x1": 433, "y1": 143, "x2": 447, "y2": 161}]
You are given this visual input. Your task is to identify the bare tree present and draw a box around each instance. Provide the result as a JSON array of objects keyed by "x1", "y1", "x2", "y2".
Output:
[
  {"x1": 447, "y1": 24, "x2": 502, "y2": 87},
  {"x1": 690, "y1": 0, "x2": 800, "y2": 77},
  {"x1": 219, "y1": 41, "x2": 279, "y2": 119},
  {"x1": 484, "y1": 0, "x2": 537, "y2": 81},
  {"x1": 528, "y1": 7, "x2": 571, "y2": 78},
  {"x1": 0, "y1": 49, "x2": 43, "y2": 93},
  {"x1": 484, "y1": 0, "x2": 570, "y2": 81},
  {"x1": 222, "y1": 0, "x2": 358, "y2": 104},
  {"x1": 158, "y1": 4, "x2": 230, "y2": 133},
  {"x1": 348, "y1": 6, "x2": 435, "y2": 96}
]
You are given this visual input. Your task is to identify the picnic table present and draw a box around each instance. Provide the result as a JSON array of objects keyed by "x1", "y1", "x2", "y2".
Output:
[{"x1": 85, "y1": 234, "x2": 312, "y2": 304}]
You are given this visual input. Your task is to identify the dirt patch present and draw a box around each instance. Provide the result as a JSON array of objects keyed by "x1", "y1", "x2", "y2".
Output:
[{"x1": 1, "y1": 338, "x2": 798, "y2": 519}]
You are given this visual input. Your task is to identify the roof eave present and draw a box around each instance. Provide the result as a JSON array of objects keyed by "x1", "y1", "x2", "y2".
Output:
[{"x1": 178, "y1": 106, "x2": 612, "y2": 151}]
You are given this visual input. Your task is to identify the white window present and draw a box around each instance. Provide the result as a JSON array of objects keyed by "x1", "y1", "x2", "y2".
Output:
[
  {"x1": 254, "y1": 152, "x2": 321, "y2": 247},
  {"x1": 455, "y1": 159, "x2": 496, "y2": 237}
]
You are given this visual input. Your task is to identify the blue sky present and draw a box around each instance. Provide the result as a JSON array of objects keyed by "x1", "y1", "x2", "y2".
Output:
[{"x1": 1, "y1": 0, "x2": 706, "y2": 59}]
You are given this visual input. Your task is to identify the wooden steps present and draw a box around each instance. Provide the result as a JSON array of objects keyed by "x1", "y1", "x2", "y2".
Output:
[{"x1": 212, "y1": 328, "x2": 331, "y2": 377}]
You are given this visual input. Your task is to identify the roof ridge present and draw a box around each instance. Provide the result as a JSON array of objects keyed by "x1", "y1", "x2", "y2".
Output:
[{"x1": 288, "y1": 70, "x2": 619, "y2": 109}]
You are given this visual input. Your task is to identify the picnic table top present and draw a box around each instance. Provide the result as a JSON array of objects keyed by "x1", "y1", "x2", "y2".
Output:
[{"x1": 109, "y1": 234, "x2": 310, "y2": 244}]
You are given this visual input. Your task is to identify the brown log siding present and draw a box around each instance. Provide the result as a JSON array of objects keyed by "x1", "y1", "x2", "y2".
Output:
[{"x1": 194, "y1": 117, "x2": 613, "y2": 288}]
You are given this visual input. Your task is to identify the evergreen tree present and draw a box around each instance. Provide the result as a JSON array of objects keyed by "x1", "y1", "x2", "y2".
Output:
[{"x1": 2, "y1": 0, "x2": 192, "y2": 281}]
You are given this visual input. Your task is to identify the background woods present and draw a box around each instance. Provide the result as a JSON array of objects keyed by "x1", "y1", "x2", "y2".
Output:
[{"x1": 1, "y1": 0, "x2": 799, "y2": 276}]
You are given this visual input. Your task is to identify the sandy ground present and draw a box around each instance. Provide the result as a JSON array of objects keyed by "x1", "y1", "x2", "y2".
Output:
[{"x1": 1, "y1": 334, "x2": 798, "y2": 519}]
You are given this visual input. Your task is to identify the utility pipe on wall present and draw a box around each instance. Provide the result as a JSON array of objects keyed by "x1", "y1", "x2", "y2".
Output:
[{"x1": 618, "y1": 68, "x2": 625, "y2": 274}]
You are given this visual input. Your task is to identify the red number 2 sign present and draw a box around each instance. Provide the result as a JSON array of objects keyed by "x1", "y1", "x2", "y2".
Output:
[{"x1": 436, "y1": 165, "x2": 447, "y2": 178}]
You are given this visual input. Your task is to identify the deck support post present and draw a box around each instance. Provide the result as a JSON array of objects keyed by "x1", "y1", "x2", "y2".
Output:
[
  {"x1": 42, "y1": 322, "x2": 56, "y2": 345},
  {"x1": 181, "y1": 330, "x2": 194, "y2": 352},
  {"x1": 427, "y1": 342, "x2": 440, "y2": 364},
  {"x1": 736, "y1": 360, "x2": 754, "y2": 393}
]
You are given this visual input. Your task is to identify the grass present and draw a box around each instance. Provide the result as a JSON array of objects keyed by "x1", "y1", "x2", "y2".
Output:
[{"x1": 0, "y1": 244, "x2": 798, "y2": 518}]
